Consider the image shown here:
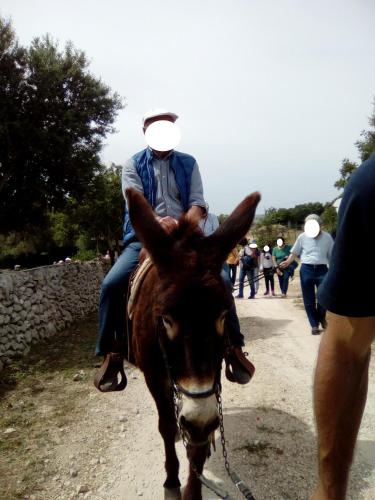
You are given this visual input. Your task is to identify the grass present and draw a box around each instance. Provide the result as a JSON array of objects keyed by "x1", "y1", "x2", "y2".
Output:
[{"x1": 0, "y1": 314, "x2": 98, "y2": 499}]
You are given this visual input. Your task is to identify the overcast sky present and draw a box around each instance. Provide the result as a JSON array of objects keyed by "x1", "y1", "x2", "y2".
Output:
[{"x1": 2, "y1": 0, "x2": 375, "y2": 214}]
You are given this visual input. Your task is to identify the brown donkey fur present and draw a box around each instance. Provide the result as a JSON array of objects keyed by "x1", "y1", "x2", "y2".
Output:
[{"x1": 126, "y1": 188, "x2": 260, "y2": 500}]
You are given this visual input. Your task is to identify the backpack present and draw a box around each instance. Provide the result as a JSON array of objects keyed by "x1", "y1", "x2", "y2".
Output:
[{"x1": 241, "y1": 254, "x2": 256, "y2": 270}]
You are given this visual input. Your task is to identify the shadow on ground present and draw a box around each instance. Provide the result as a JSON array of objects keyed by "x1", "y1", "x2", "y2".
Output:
[
  {"x1": 201, "y1": 406, "x2": 373, "y2": 500},
  {"x1": 239, "y1": 316, "x2": 292, "y2": 342}
]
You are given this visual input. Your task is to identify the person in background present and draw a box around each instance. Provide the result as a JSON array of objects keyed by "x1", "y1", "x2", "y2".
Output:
[
  {"x1": 272, "y1": 237, "x2": 292, "y2": 297},
  {"x1": 249, "y1": 240, "x2": 261, "y2": 294},
  {"x1": 311, "y1": 155, "x2": 375, "y2": 499},
  {"x1": 260, "y1": 245, "x2": 275, "y2": 296},
  {"x1": 236, "y1": 238, "x2": 258, "y2": 299},
  {"x1": 226, "y1": 247, "x2": 240, "y2": 286},
  {"x1": 281, "y1": 214, "x2": 334, "y2": 335}
]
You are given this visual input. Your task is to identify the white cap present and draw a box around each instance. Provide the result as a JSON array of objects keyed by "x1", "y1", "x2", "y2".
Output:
[{"x1": 142, "y1": 108, "x2": 178, "y2": 126}]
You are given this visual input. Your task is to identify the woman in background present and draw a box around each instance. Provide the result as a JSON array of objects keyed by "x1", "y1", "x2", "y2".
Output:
[
  {"x1": 260, "y1": 245, "x2": 275, "y2": 296},
  {"x1": 272, "y1": 237, "x2": 292, "y2": 297},
  {"x1": 227, "y1": 247, "x2": 240, "y2": 286}
]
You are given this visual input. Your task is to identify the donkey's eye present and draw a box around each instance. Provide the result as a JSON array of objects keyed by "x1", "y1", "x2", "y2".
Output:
[
  {"x1": 162, "y1": 315, "x2": 178, "y2": 340},
  {"x1": 162, "y1": 316, "x2": 173, "y2": 328},
  {"x1": 216, "y1": 311, "x2": 227, "y2": 336}
]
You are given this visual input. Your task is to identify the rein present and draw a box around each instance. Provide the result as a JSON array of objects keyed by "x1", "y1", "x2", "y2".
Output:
[
  {"x1": 156, "y1": 318, "x2": 256, "y2": 499},
  {"x1": 232, "y1": 266, "x2": 282, "y2": 292}
]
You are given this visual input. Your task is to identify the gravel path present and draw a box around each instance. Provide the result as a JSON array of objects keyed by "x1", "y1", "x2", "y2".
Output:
[{"x1": 3, "y1": 277, "x2": 375, "y2": 500}]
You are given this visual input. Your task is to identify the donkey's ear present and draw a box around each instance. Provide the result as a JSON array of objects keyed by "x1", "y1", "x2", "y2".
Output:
[
  {"x1": 204, "y1": 192, "x2": 261, "y2": 264},
  {"x1": 125, "y1": 188, "x2": 173, "y2": 270}
]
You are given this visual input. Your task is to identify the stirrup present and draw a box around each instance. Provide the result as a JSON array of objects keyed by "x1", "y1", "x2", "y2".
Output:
[
  {"x1": 94, "y1": 352, "x2": 127, "y2": 392},
  {"x1": 224, "y1": 347, "x2": 255, "y2": 384}
]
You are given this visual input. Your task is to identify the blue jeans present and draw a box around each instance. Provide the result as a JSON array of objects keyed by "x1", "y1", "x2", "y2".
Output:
[
  {"x1": 221, "y1": 264, "x2": 244, "y2": 346},
  {"x1": 96, "y1": 242, "x2": 142, "y2": 356},
  {"x1": 96, "y1": 246, "x2": 244, "y2": 354},
  {"x1": 238, "y1": 267, "x2": 256, "y2": 298},
  {"x1": 278, "y1": 268, "x2": 290, "y2": 295},
  {"x1": 228, "y1": 264, "x2": 238, "y2": 286},
  {"x1": 300, "y1": 264, "x2": 328, "y2": 328}
]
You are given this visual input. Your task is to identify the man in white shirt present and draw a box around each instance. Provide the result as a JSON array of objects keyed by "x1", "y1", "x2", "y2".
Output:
[{"x1": 280, "y1": 214, "x2": 334, "y2": 335}]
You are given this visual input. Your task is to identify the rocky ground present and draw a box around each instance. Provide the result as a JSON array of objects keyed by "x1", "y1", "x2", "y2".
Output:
[{"x1": 1, "y1": 276, "x2": 374, "y2": 500}]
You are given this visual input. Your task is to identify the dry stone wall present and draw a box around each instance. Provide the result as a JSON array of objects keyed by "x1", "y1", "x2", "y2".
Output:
[{"x1": 0, "y1": 260, "x2": 109, "y2": 371}]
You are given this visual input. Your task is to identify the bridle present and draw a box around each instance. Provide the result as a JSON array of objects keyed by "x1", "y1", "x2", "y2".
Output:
[{"x1": 156, "y1": 316, "x2": 222, "y2": 400}]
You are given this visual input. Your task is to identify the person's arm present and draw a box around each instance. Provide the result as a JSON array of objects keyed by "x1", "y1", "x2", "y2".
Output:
[
  {"x1": 279, "y1": 252, "x2": 297, "y2": 269},
  {"x1": 186, "y1": 205, "x2": 206, "y2": 224},
  {"x1": 311, "y1": 314, "x2": 375, "y2": 500},
  {"x1": 123, "y1": 158, "x2": 177, "y2": 233},
  {"x1": 122, "y1": 158, "x2": 144, "y2": 198},
  {"x1": 186, "y1": 162, "x2": 206, "y2": 224},
  {"x1": 272, "y1": 249, "x2": 279, "y2": 271},
  {"x1": 280, "y1": 239, "x2": 300, "y2": 269}
]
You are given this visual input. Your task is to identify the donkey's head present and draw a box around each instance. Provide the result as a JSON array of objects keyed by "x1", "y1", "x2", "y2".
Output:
[{"x1": 126, "y1": 188, "x2": 260, "y2": 445}]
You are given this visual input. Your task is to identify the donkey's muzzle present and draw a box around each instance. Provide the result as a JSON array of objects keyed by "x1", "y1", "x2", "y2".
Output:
[{"x1": 179, "y1": 393, "x2": 219, "y2": 445}]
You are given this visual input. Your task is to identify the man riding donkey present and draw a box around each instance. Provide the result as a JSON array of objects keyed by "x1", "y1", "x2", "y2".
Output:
[{"x1": 94, "y1": 108, "x2": 255, "y2": 391}]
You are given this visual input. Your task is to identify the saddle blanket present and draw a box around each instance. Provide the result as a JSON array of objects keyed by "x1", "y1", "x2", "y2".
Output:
[{"x1": 127, "y1": 257, "x2": 153, "y2": 320}]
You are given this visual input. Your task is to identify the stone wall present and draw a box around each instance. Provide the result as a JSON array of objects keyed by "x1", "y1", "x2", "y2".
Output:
[{"x1": 0, "y1": 260, "x2": 109, "y2": 371}]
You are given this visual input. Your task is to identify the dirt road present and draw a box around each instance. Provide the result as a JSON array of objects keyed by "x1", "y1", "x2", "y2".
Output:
[{"x1": 1, "y1": 277, "x2": 375, "y2": 500}]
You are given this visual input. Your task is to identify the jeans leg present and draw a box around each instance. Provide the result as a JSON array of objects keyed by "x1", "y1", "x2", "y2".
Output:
[
  {"x1": 231, "y1": 265, "x2": 237, "y2": 285},
  {"x1": 300, "y1": 265, "x2": 319, "y2": 328},
  {"x1": 96, "y1": 242, "x2": 142, "y2": 356},
  {"x1": 221, "y1": 266, "x2": 244, "y2": 346},
  {"x1": 254, "y1": 267, "x2": 259, "y2": 293},
  {"x1": 248, "y1": 269, "x2": 255, "y2": 297},
  {"x1": 282, "y1": 269, "x2": 290, "y2": 294},
  {"x1": 238, "y1": 267, "x2": 245, "y2": 297}
]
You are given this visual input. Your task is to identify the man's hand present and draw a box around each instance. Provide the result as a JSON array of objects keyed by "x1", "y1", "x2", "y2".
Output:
[
  {"x1": 279, "y1": 261, "x2": 288, "y2": 269},
  {"x1": 157, "y1": 216, "x2": 178, "y2": 234}
]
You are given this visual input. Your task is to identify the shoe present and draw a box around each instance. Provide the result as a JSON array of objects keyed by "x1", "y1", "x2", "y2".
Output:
[
  {"x1": 248, "y1": 295, "x2": 255, "y2": 299},
  {"x1": 235, "y1": 294, "x2": 244, "y2": 299},
  {"x1": 263, "y1": 291, "x2": 269, "y2": 296},
  {"x1": 281, "y1": 294, "x2": 287, "y2": 298},
  {"x1": 311, "y1": 327, "x2": 321, "y2": 335},
  {"x1": 94, "y1": 353, "x2": 127, "y2": 392},
  {"x1": 320, "y1": 319, "x2": 328, "y2": 329},
  {"x1": 272, "y1": 291, "x2": 276, "y2": 296},
  {"x1": 225, "y1": 347, "x2": 255, "y2": 385}
]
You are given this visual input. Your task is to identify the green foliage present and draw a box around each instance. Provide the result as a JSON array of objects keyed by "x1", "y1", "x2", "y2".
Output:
[
  {"x1": 0, "y1": 17, "x2": 123, "y2": 234},
  {"x1": 48, "y1": 164, "x2": 123, "y2": 254},
  {"x1": 334, "y1": 158, "x2": 358, "y2": 190},
  {"x1": 252, "y1": 224, "x2": 287, "y2": 250},
  {"x1": 321, "y1": 205, "x2": 338, "y2": 234},
  {"x1": 218, "y1": 214, "x2": 228, "y2": 225},
  {"x1": 73, "y1": 248, "x2": 97, "y2": 261},
  {"x1": 335, "y1": 99, "x2": 375, "y2": 190},
  {"x1": 261, "y1": 202, "x2": 325, "y2": 227},
  {"x1": 49, "y1": 210, "x2": 78, "y2": 247}
]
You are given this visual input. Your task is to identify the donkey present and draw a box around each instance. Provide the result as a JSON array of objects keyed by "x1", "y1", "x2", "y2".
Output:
[{"x1": 126, "y1": 187, "x2": 260, "y2": 500}]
